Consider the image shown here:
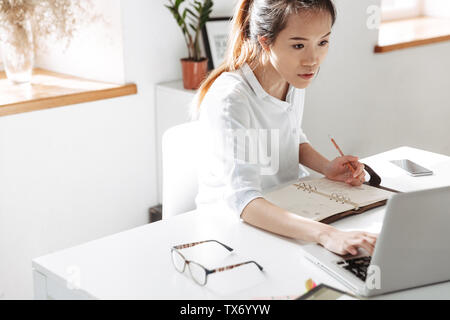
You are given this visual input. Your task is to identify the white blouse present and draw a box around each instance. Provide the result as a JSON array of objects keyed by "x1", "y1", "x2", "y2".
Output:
[{"x1": 194, "y1": 63, "x2": 310, "y2": 218}]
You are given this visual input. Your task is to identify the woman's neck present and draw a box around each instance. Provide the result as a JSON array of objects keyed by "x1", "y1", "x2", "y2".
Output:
[{"x1": 253, "y1": 61, "x2": 290, "y2": 102}]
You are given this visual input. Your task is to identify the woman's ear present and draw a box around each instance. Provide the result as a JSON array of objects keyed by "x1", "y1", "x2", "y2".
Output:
[{"x1": 257, "y1": 35, "x2": 270, "y2": 52}]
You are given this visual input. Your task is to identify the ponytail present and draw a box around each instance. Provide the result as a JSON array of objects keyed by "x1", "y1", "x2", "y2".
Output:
[{"x1": 195, "y1": 0, "x2": 257, "y2": 110}]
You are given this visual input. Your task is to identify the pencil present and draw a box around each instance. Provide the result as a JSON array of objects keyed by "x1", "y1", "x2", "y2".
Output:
[{"x1": 329, "y1": 135, "x2": 357, "y2": 175}]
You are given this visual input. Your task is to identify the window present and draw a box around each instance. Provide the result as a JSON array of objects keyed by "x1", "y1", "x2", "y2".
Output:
[
  {"x1": 0, "y1": 44, "x2": 3, "y2": 70},
  {"x1": 376, "y1": 0, "x2": 450, "y2": 53},
  {"x1": 0, "y1": 0, "x2": 135, "y2": 117},
  {"x1": 0, "y1": 0, "x2": 124, "y2": 83},
  {"x1": 381, "y1": 0, "x2": 424, "y2": 21}
]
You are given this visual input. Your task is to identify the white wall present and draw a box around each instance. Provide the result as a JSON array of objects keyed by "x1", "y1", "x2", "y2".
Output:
[
  {"x1": 303, "y1": 0, "x2": 450, "y2": 160},
  {"x1": 0, "y1": 95, "x2": 154, "y2": 299},
  {"x1": 0, "y1": 0, "x2": 449, "y2": 299},
  {"x1": 0, "y1": 0, "x2": 236, "y2": 301}
]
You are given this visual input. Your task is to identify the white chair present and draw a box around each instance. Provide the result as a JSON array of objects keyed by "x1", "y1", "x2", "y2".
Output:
[{"x1": 162, "y1": 121, "x2": 201, "y2": 219}]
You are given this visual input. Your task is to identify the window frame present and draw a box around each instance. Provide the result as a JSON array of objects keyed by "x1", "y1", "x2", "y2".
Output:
[{"x1": 381, "y1": 0, "x2": 425, "y2": 22}]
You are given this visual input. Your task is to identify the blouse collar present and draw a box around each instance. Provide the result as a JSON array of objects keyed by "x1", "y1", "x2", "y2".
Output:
[{"x1": 241, "y1": 62, "x2": 294, "y2": 107}]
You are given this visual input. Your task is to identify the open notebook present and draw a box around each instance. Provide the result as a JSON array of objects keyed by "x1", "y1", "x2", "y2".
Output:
[{"x1": 263, "y1": 178, "x2": 397, "y2": 224}]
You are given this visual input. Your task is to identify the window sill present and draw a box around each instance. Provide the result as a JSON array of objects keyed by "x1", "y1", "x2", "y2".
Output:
[
  {"x1": 0, "y1": 68, "x2": 137, "y2": 117},
  {"x1": 374, "y1": 16, "x2": 450, "y2": 53}
]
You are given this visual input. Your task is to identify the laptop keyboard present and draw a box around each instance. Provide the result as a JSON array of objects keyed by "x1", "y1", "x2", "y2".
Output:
[{"x1": 337, "y1": 256, "x2": 371, "y2": 281}]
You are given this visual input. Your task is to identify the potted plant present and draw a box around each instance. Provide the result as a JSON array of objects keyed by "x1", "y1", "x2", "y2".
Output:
[{"x1": 165, "y1": 0, "x2": 213, "y2": 90}]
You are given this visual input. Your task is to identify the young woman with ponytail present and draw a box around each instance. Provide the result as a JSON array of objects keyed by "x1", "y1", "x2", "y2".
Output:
[{"x1": 193, "y1": 0, "x2": 377, "y2": 257}]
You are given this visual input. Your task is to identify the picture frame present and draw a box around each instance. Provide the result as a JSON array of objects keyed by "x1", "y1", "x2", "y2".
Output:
[{"x1": 202, "y1": 17, "x2": 232, "y2": 71}]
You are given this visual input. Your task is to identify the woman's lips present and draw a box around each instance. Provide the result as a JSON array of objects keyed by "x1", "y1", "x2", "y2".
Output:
[{"x1": 298, "y1": 73, "x2": 314, "y2": 80}]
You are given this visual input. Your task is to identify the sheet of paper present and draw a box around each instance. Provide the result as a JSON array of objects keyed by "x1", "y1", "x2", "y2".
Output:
[{"x1": 263, "y1": 184, "x2": 355, "y2": 221}]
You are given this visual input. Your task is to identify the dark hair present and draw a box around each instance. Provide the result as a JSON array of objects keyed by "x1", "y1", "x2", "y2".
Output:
[{"x1": 195, "y1": 0, "x2": 337, "y2": 110}]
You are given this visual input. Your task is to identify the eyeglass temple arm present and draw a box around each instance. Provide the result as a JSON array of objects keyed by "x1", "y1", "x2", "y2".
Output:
[
  {"x1": 207, "y1": 260, "x2": 264, "y2": 275},
  {"x1": 173, "y1": 240, "x2": 234, "y2": 252}
]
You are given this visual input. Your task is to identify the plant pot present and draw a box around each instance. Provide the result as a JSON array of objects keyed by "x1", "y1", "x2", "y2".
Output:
[{"x1": 180, "y1": 58, "x2": 208, "y2": 90}]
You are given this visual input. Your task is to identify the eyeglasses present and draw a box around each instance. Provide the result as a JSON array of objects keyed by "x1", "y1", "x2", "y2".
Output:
[{"x1": 170, "y1": 240, "x2": 264, "y2": 286}]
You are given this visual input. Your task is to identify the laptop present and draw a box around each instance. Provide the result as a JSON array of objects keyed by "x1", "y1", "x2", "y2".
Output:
[{"x1": 302, "y1": 186, "x2": 450, "y2": 297}]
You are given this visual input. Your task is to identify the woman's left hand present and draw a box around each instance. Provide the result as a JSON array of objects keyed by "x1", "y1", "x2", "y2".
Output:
[{"x1": 323, "y1": 155, "x2": 366, "y2": 186}]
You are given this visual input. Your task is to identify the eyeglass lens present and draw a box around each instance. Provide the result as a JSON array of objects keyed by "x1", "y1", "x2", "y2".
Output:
[
  {"x1": 187, "y1": 261, "x2": 207, "y2": 286},
  {"x1": 171, "y1": 249, "x2": 186, "y2": 273}
]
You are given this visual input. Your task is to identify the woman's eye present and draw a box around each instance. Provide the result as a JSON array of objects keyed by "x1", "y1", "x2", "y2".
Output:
[
  {"x1": 293, "y1": 44, "x2": 304, "y2": 49},
  {"x1": 319, "y1": 40, "x2": 329, "y2": 46}
]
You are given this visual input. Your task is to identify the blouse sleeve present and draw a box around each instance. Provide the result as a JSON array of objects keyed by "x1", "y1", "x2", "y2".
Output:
[
  {"x1": 298, "y1": 127, "x2": 310, "y2": 145},
  {"x1": 203, "y1": 92, "x2": 264, "y2": 218}
]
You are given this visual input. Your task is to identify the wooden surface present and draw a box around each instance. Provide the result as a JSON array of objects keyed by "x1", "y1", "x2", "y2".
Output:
[
  {"x1": 375, "y1": 17, "x2": 450, "y2": 53},
  {"x1": 0, "y1": 68, "x2": 137, "y2": 117}
]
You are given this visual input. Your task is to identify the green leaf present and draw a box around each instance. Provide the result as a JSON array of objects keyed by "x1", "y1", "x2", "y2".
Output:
[
  {"x1": 166, "y1": 0, "x2": 214, "y2": 58},
  {"x1": 189, "y1": 23, "x2": 197, "y2": 32},
  {"x1": 185, "y1": 8, "x2": 199, "y2": 19}
]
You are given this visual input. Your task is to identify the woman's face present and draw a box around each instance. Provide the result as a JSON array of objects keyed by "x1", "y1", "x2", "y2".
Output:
[{"x1": 263, "y1": 10, "x2": 332, "y2": 89}]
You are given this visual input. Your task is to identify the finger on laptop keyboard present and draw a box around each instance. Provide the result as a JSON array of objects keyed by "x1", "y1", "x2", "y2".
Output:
[
  {"x1": 363, "y1": 236, "x2": 376, "y2": 245},
  {"x1": 361, "y1": 243, "x2": 374, "y2": 255},
  {"x1": 346, "y1": 246, "x2": 358, "y2": 255},
  {"x1": 349, "y1": 238, "x2": 374, "y2": 255},
  {"x1": 364, "y1": 232, "x2": 378, "y2": 240}
]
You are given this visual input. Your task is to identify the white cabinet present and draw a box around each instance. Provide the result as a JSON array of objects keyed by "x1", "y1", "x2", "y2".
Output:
[{"x1": 155, "y1": 80, "x2": 196, "y2": 203}]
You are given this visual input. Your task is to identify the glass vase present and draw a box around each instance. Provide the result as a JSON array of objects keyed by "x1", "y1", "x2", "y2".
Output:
[{"x1": 0, "y1": 19, "x2": 34, "y2": 84}]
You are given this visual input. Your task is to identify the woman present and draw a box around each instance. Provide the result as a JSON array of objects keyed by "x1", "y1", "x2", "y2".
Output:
[{"x1": 193, "y1": 0, "x2": 377, "y2": 256}]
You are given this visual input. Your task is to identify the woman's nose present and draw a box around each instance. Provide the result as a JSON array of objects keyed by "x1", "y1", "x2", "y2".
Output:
[
  {"x1": 301, "y1": 57, "x2": 318, "y2": 68},
  {"x1": 301, "y1": 50, "x2": 319, "y2": 67}
]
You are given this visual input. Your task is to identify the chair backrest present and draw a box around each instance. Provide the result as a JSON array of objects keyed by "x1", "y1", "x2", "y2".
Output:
[{"x1": 162, "y1": 121, "x2": 201, "y2": 219}]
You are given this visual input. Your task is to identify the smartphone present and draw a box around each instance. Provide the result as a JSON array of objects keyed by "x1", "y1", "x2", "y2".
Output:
[{"x1": 390, "y1": 159, "x2": 433, "y2": 177}]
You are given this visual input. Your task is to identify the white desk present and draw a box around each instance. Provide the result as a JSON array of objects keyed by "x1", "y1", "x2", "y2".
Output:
[{"x1": 32, "y1": 147, "x2": 450, "y2": 300}]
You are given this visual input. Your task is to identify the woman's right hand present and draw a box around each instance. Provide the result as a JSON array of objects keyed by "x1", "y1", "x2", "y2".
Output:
[{"x1": 318, "y1": 228, "x2": 378, "y2": 256}]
